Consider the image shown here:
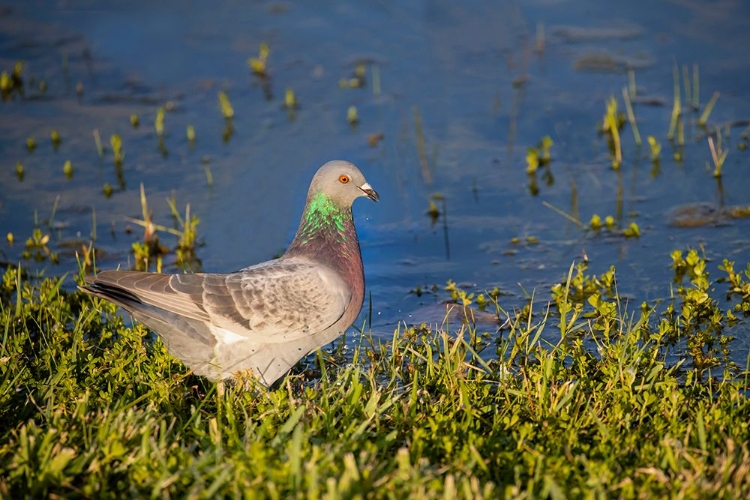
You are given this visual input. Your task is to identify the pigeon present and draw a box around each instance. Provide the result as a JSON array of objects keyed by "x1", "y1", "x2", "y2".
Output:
[{"x1": 80, "y1": 160, "x2": 379, "y2": 387}]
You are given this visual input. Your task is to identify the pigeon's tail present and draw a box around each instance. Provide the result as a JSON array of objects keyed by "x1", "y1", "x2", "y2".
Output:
[
  {"x1": 79, "y1": 274, "x2": 222, "y2": 379},
  {"x1": 79, "y1": 278, "x2": 143, "y2": 310}
]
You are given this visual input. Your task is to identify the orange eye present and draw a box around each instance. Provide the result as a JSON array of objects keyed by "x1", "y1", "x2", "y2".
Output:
[{"x1": 339, "y1": 174, "x2": 350, "y2": 184}]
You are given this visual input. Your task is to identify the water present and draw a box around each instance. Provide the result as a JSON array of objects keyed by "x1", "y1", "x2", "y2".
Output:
[{"x1": 2, "y1": 0, "x2": 750, "y2": 361}]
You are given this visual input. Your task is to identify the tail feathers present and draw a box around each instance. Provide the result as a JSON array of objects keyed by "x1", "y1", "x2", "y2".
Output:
[
  {"x1": 79, "y1": 281, "x2": 219, "y2": 372},
  {"x1": 80, "y1": 282, "x2": 142, "y2": 309}
]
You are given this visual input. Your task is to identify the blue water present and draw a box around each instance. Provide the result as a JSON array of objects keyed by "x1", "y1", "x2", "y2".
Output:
[{"x1": 1, "y1": 0, "x2": 750, "y2": 361}]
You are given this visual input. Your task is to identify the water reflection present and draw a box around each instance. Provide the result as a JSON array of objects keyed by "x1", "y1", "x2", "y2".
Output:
[{"x1": 0, "y1": 1, "x2": 749, "y2": 363}]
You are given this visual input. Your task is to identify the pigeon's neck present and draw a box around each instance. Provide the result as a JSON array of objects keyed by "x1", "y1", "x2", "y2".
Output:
[
  {"x1": 286, "y1": 192, "x2": 359, "y2": 261},
  {"x1": 285, "y1": 191, "x2": 366, "y2": 319}
]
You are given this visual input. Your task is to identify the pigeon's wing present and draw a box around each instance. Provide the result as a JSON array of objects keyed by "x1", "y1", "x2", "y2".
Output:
[
  {"x1": 82, "y1": 270, "x2": 211, "y2": 322},
  {"x1": 82, "y1": 258, "x2": 351, "y2": 344},
  {"x1": 207, "y1": 259, "x2": 352, "y2": 342}
]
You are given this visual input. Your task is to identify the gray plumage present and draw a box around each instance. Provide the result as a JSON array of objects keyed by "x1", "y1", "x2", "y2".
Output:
[{"x1": 80, "y1": 160, "x2": 379, "y2": 387}]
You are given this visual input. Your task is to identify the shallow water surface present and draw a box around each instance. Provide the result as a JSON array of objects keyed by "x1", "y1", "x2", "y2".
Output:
[{"x1": 2, "y1": 0, "x2": 750, "y2": 361}]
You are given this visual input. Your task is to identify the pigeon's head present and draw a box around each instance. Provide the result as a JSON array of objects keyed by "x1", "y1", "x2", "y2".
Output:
[{"x1": 309, "y1": 160, "x2": 379, "y2": 207}]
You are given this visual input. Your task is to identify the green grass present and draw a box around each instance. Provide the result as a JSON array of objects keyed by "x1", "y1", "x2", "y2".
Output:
[{"x1": 1, "y1": 256, "x2": 749, "y2": 499}]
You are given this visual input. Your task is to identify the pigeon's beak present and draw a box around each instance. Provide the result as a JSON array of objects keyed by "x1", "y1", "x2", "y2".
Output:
[{"x1": 359, "y1": 182, "x2": 380, "y2": 202}]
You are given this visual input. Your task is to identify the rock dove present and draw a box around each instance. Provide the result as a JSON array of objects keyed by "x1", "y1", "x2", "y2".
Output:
[{"x1": 80, "y1": 160, "x2": 379, "y2": 387}]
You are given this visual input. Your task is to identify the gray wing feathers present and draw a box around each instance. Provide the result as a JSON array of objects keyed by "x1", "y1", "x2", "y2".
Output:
[
  {"x1": 207, "y1": 263, "x2": 350, "y2": 342},
  {"x1": 81, "y1": 258, "x2": 351, "y2": 385},
  {"x1": 89, "y1": 271, "x2": 210, "y2": 322}
]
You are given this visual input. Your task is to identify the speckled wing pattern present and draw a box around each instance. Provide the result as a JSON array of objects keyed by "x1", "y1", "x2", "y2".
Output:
[{"x1": 83, "y1": 257, "x2": 351, "y2": 384}]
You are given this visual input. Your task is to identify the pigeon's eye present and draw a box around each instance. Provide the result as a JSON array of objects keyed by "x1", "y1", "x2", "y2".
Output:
[{"x1": 338, "y1": 174, "x2": 350, "y2": 184}]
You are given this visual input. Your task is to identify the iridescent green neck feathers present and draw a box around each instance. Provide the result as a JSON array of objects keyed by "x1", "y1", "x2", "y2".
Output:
[{"x1": 295, "y1": 192, "x2": 352, "y2": 245}]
